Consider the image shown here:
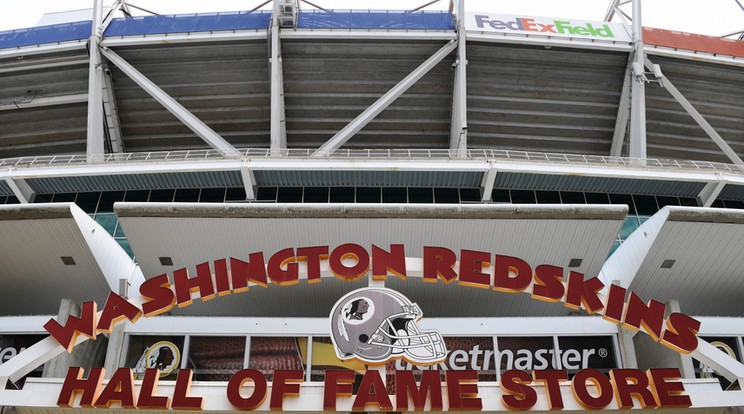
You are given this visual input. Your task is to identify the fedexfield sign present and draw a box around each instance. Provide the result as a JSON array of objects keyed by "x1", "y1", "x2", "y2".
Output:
[
  {"x1": 44, "y1": 244, "x2": 699, "y2": 410},
  {"x1": 465, "y1": 12, "x2": 632, "y2": 42}
]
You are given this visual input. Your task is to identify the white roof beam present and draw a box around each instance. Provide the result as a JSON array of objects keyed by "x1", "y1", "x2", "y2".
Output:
[
  {"x1": 603, "y1": 0, "x2": 622, "y2": 22},
  {"x1": 312, "y1": 40, "x2": 457, "y2": 156},
  {"x1": 628, "y1": 0, "x2": 646, "y2": 161},
  {"x1": 480, "y1": 167, "x2": 497, "y2": 202},
  {"x1": 240, "y1": 165, "x2": 257, "y2": 200},
  {"x1": 610, "y1": 53, "x2": 633, "y2": 157},
  {"x1": 0, "y1": 94, "x2": 88, "y2": 112},
  {"x1": 86, "y1": 0, "x2": 106, "y2": 157},
  {"x1": 99, "y1": 47, "x2": 241, "y2": 157},
  {"x1": 2, "y1": 177, "x2": 35, "y2": 204},
  {"x1": 449, "y1": 0, "x2": 467, "y2": 154},
  {"x1": 645, "y1": 57, "x2": 744, "y2": 166},
  {"x1": 102, "y1": 63, "x2": 124, "y2": 153},
  {"x1": 270, "y1": 3, "x2": 287, "y2": 151},
  {"x1": 697, "y1": 180, "x2": 725, "y2": 207},
  {"x1": 100, "y1": 0, "x2": 126, "y2": 34}
]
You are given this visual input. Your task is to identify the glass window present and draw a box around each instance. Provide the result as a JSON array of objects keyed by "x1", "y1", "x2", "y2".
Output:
[
  {"x1": 510, "y1": 190, "x2": 536, "y2": 204},
  {"x1": 76, "y1": 192, "x2": 101, "y2": 213},
  {"x1": 307, "y1": 337, "x2": 356, "y2": 382},
  {"x1": 408, "y1": 188, "x2": 433, "y2": 203},
  {"x1": 557, "y1": 336, "x2": 617, "y2": 377},
  {"x1": 560, "y1": 191, "x2": 585, "y2": 204},
  {"x1": 149, "y1": 189, "x2": 175, "y2": 203},
  {"x1": 52, "y1": 193, "x2": 76, "y2": 203},
  {"x1": 304, "y1": 187, "x2": 329, "y2": 203},
  {"x1": 277, "y1": 187, "x2": 303, "y2": 202},
  {"x1": 459, "y1": 188, "x2": 481, "y2": 202},
  {"x1": 434, "y1": 188, "x2": 459, "y2": 204},
  {"x1": 248, "y1": 337, "x2": 304, "y2": 381},
  {"x1": 117, "y1": 239, "x2": 134, "y2": 258},
  {"x1": 200, "y1": 188, "x2": 226, "y2": 203},
  {"x1": 226, "y1": 187, "x2": 247, "y2": 201},
  {"x1": 498, "y1": 336, "x2": 556, "y2": 372},
  {"x1": 256, "y1": 187, "x2": 277, "y2": 202},
  {"x1": 724, "y1": 200, "x2": 744, "y2": 209},
  {"x1": 711, "y1": 199, "x2": 725, "y2": 208},
  {"x1": 356, "y1": 187, "x2": 381, "y2": 203},
  {"x1": 187, "y1": 336, "x2": 246, "y2": 381},
  {"x1": 619, "y1": 216, "x2": 641, "y2": 240},
  {"x1": 6, "y1": 196, "x2": 19, "y2": 204},
  {"x1": 382, "y1": 187, "x2": 407, "y2": 203},
  {"x1": 0, "y1": 334, "x2": 46, "y2": 388},
  {"x1": 609, "y1": 194, "x2": 636, "y2": 214},
  {"x1": 491, "y1": 189, "x2": 510, "y2": 203},
  {"x1": 97, "y1": 191, "x2": 125, "y2": 213},
  {"x1": 330, "y1": 187, "x2": 354, "y2": 202},
  {"x1": 124, "y1": 190, "x2": 150, "y2": 202},
  {"x1": 585, "y1": 192, "x2": 609, "y2": 204},
  {"x1": 656, "y1": 196, "x2": 680, "y2": 208},
  {"x1": 0, "y1": 196, "x2": 7, "y2": 204},
  {"x1": 633, "y1": 195, "x2": 659, "y2": 216},
  {"x1": 693, "y1": 336, "x2": 740, "y2": 390},
  {"x1": 535, "y1": 191, "x2": 560, "y2": 204},
  {"x1": 125, "y1": 335, "x2": 184, "y2": 381},
  {"x1": 95, "y1": 213, "x2": 118, "y2": 235},
  {"x1": 33, "y1": 194, "x2": 53, "y2": 203},
  {"x1": 174, "y1": 188, "x2": 200, "y2": 202},
  {"x1": 679, "y1": 197, "x2": 698, "y2": 207}
]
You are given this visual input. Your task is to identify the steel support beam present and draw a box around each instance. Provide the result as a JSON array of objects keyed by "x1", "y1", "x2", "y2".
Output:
[
  {"x1": 86, "y1": 0, "x2": 105, "y2": 157},
  {"x1": 270, "y1": 0, "x2": 287, "y2": 152},
  {"x1": 449, "y1": 0, "x2": 467, "y2": 154},
  {"x1": 99, "y1": 47, "x2": 241, "y2": 157},
  {"x1": 698, "y1": 181, "x2": 725, "y2": 207},
  {"x1": 312, "y1": 40, "x2": 457, "y2": 156},
  {"x1": 102, "y1": 63, "x2": 124, "y2": 153},
  {"x1": 100, "y1": 0, "x2": 125, "y2": 33},
  {"x1": 480, "y1": 167, "x2": 497, "y2": 202},
  {"x1": 645, "y1": 58, "x2": 744, "y2": 166},
  {"x1": 3, "y1": 177, "x2": 35, "y2": 204},
  {"x1": 610, "y1": 53, "x2": 634, "y2": 157},
  {"x1": 0, "y1": 94, "x2": 88, "y2": 112},
  {"x1": 628, "y1": 0, "x2": 646, "y2": 161},
  {"x1": 603, "y1": 0, "x2": 622, "y2": 22},
  {"x1": 240, "y1": 165, "x2": 257, "y2": 200}
]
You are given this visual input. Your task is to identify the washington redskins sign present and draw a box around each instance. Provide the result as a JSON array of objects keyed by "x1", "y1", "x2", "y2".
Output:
[{"x1": 41, "y1": 244, "x2": 700, "y2": 410}]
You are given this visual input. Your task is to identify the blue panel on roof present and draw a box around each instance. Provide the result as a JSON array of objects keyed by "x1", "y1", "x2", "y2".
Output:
[
  {"x1": 104, "y1": 11, "x2": 271, "y2": 36},
  {"x1": 297, "y1": 10, "x2": 454, "y2": 30},
  {"x1": 0, "y1": 21, "x2": 90, "y2": 50}
]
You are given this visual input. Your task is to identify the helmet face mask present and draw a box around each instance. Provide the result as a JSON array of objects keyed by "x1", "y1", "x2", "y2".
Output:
[{"x1": 330, "y1": 287, "x2": 447, "y2": 365}]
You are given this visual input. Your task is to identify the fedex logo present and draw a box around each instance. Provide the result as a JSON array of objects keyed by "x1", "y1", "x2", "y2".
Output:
[{"x1": 470, "y1": 13, "x2": 618, "y2": 39}]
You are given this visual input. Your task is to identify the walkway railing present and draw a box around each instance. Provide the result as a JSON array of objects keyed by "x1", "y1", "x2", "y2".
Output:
[{"x1": 1, "y1": 148, "x2": 743, "y2": 175}]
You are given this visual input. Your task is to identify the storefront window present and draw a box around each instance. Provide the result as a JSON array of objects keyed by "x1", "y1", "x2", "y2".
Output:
[
  {"x1": 1, "y1": 335, "x2": 45, "y2": 389},
  {"x1": 187, "y1": 336, "x2": 246, "y2": 381},
  {"x1": 693, "y1": 336, "x2": 741, "y2": 390},
  {"x1": 247, "y1": 337, "x2": 304, "y2": 381},
  {"x1": 125, "y1": 335, "x2": 184, "y2": 380}
]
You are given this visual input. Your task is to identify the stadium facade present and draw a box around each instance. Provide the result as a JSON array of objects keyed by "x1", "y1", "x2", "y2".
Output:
[{"x1": 1, "y1": 0, "x2": 744, "y2": 412}]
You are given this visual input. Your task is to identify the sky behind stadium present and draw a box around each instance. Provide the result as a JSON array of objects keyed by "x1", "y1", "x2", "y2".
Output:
[{"x1": 0, "y1": 0, "x2": 742, "y2": 38}]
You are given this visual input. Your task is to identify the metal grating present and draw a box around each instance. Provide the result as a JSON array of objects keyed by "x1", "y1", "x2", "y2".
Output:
[
  {"x1": 27, "y1": 171, "x2": 243, "y2": 193},
  {"x1": 492, "y1": 172, "x2": 706, "y2": 197},
  {"x1": 253, "y1": 170, "x2": 482, "y2": 187}
]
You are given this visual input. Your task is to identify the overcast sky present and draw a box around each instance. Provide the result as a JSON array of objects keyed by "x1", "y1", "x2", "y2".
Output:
[{"x1": 0, "y1": 0, "x2": 742, "y2": 38}]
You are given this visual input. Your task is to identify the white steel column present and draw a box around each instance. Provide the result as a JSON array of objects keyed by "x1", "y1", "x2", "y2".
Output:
[
  {"x1": 240, "y1": 164, "x2": 257, "y2": 200},
  {"x1": 610, "y1": 53, "x2": 633, "y2": 157},
  {"x1": 3, "y1": 177, "x2": 35, "y2": 204},
  {"x1": 270, "y1": 0, "x2": 287, "y2": 152},
  {"x1": 645, "y1": 58, "x2": 744, "y2": 166},
  {"x1": 698, "y1": 181, "x2": 726, "y2": 207},
  {"x1": 102, "y1": 63, "x2": 124, "y2": 153},
  {"x1": 86, "y1": 0, "x2": 105, "y2": 157},
  {"x1": 99, "y1": 47, "x2": 241, "y2": 157},
  {"x1": 312, "y1": 40, "x2": 457, "y2": 156},
  {"x1": 480, "y1": 167, "x2": 497, "y2": 202},
  {"x1": 450, "y1": 0, "x2": 468, "y2": 154},
  {"x1": 628, "y1": 0, "x2": 646, "y2": 161}
]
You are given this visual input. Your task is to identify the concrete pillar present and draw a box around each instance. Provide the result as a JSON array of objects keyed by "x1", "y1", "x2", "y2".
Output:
[{"x1": 42, "y1": 298, "x2": 108, "y2": 378}]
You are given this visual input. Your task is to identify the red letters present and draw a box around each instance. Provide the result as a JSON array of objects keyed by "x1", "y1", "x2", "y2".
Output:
[
  {"x1": 323, "y1": 370, "x2": 354, "y2": 411},
  {"x1": 371, "y1": 244, "x2": 407, "y2": 281},
  {"x1": 139, "y1": 274, "x2": 176, "y2": 317},
  {"x1": 329, "y1": 244, "x2": 370, "y2": 281},
  {"x1": 270, "y1": 370, "x2": 304, "y2": 410},
  {"x1": 458, "y1": 250, "x2": 491, "y2": 288},
  {"x1": 493, "y1": 255, "x2": 532, "y2": 292},
  {"x1": 44, "y1": 301, "x2": 98, "y2": 352},
  {"x1": 352, "y1": 369, "x2": 393, "y2": 411},
  {"x1": 226, "y1": 369, "x2": 268, "y2": 410},
  {"x1": 423, "y1": 246, "x2": 458, "y2": 282},
  {"x1": 57, "y1": 367, "x2": 105, "y2": 407},
  {"x1": 396, "y1": 370, "x2": 443, "y2": 411},
  {"x1": 446, "y1": 370, "x2": 482, "y2": 411},
  {"x1": 500, "y1": 369, "x2": 536, "y2": 411}
]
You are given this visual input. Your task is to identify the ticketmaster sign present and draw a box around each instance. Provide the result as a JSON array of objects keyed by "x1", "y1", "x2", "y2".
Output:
[{"x1": 465, "y1": 12, "x2": 632, "y2": 42}]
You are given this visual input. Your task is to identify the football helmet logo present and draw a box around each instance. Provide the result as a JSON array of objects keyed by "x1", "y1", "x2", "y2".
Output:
[{"x1": 330, "y1": 287, "x2": 447, "y2": 365}]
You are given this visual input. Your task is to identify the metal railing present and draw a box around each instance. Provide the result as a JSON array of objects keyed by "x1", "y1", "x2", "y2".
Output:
[{"x1": 1, "y1": 148, "x2": 743, "y2": 175}]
